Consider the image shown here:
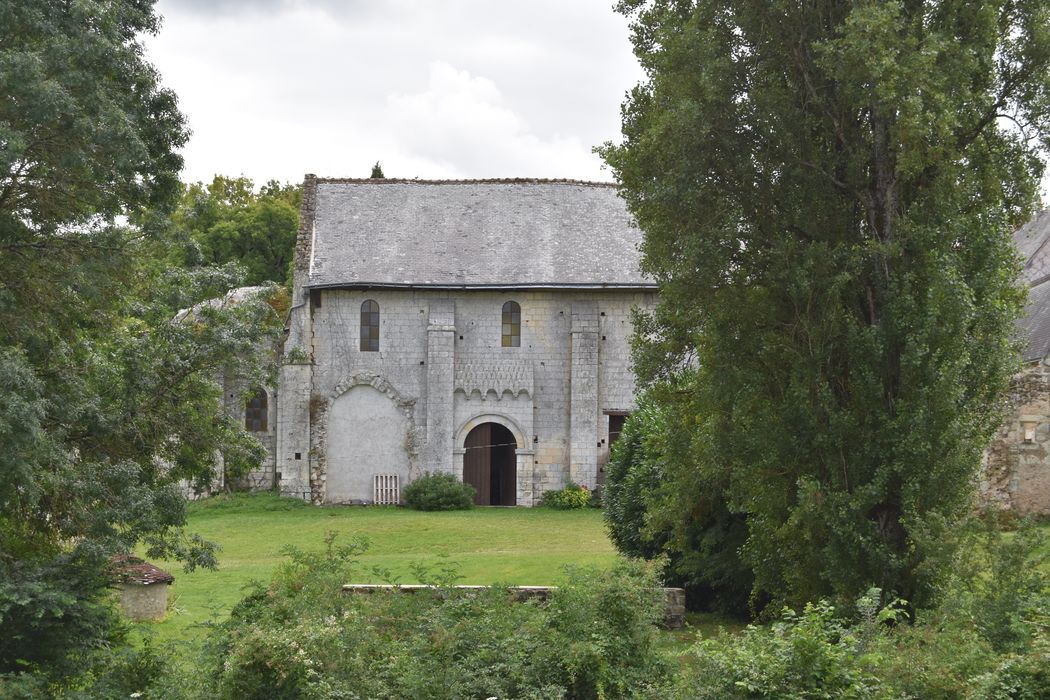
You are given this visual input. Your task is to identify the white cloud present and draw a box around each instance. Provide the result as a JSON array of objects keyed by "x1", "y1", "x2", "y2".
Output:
[
  {"x1": 146, "y1": 0, "x2": 643, "y2": 185},
  {"x1": 385, "y1": 62, "x2": 599, "y2": 179}
]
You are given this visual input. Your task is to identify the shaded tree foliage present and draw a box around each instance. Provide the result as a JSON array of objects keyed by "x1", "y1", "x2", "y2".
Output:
[
  {"x1": 172, "y1": 175, "x2": 301, "y2": 287},
  {"x1": 601, "y1": 0, "x2": 1050, "y2": 613},
  {"x1": 605, "y1": 387, "x2": 754, "y2": 615},
  {"x1": 0, "y1": 0, "x2": 279, "y2": 684}
]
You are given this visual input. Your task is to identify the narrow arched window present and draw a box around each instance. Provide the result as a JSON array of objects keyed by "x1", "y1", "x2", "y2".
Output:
[
  {"x1": 501, "y1": 301, "x2": 520, "y2": 347},
  {"x1": 361, "y1": 299, "x2": 380, "y2": 351},
  {"x1": 245, "y1": 388, "x2": 268, "y2": 432}
]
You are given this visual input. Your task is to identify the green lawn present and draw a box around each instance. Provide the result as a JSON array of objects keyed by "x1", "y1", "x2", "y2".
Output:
[{"x1": 135, "y1": 493, "x2": 619, "y2": 646}]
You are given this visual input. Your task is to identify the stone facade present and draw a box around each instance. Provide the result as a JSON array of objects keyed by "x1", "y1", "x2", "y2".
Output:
[
  {"x1": 118, "y1": 582, "x2": 172, "y2": 621},
  {"x1": 221, "y1": 378, "x2": 277, "y2": 492},
  {"x1": 982, "y1": 360, "x2": 1050, "y2": 514},
  {"x1": 274, "y1": 177, "x2": 656, "y2": 505},
  {"x1": 278, "y1": 287, "x2": 655, "y2": 505}
]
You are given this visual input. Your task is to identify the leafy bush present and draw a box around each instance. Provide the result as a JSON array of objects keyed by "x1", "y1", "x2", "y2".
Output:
[
  {"x1": 402, "y1": 471, "x2": 475, "y2": 511},
  {"x1": 603, "y1": 391, "x2": 754, "y2": 615},
  {"x1": 673, "y1": 565, "x2": 1050, "y2": 700},
  {"x1": 603, "y1": 401, "x2": 665, "y2": 558},
  {"x1": 541, "y1": 482, "x2": 592, "y2": 509},
  {"x1": 203, "y1": 535, "x2": 673, "y2": 699},
  {"x1": 0, "y1": 545, "x2": 122, "y2": 678},
  {"x1": 674, "y1": 591, "x2": 900, "y2": 699}
]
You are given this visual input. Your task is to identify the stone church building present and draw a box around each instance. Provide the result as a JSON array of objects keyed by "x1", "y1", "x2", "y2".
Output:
[
  {"x1": 225, "y1": 174, "x2": 1050, "y2": 514},
  {"x1": 262, "y1": 176, "x2": 656, "y2": 506}
]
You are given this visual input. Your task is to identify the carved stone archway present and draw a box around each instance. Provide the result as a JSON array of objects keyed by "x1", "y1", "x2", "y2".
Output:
[{"x1": 453, "y1": 413, "x2": 535, "y2": 506}]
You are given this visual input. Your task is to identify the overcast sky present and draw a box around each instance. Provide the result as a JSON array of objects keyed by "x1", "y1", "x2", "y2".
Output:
[
  {"x1": 145, "y1": 1, "x2": 1048, "y2": 199},
  {"x1": 145, "y1": 0, "x2": 644, "y2": 186}
]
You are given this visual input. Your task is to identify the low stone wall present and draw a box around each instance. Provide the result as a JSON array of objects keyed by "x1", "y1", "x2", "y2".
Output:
[{"x1": 342, "y1": 583, "x2": 687, "y2": 629}]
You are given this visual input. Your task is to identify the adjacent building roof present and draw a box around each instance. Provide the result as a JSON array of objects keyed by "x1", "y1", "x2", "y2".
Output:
[
  {"x1": 1014, "y1": 209, "x2": 1050, "y2": 361},
  {"x1": 1014, "y1": 208, "x2": 1050, "y2": 285},
  {"x1": 300, "y1": 178, "x2": 653, "y2": 289}
]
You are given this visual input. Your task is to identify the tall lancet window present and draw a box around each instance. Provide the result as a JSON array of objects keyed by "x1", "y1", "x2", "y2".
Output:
[
  {"x1": 245, "y1": 388, "x2": 268, "y2": 432},
  {"x1": 361, "y1": 299, "x2": 380, "y2": 351},
  {"x1": 502, "y1": 301, "x2": 520, "y2": 347}
]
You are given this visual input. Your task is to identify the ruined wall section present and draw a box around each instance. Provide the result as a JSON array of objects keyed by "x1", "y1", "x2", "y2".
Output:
[{"x1": 982, "y1": 360, "x2": 1050, "y2": 514}]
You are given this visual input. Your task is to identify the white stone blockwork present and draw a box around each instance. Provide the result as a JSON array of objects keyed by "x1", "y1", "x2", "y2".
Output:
[{"x1": 279, "y1": 286, "x2": 655, "y2": 503}]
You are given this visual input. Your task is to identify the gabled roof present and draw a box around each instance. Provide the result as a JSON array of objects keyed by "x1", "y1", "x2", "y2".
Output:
[{"x1": 298, "y1": 177, "x2": 653, "y2": 290}]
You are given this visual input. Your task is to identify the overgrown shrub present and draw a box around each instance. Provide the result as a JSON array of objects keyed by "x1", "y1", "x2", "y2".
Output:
[
  {"x1": 672, "y1": 553, "x2": 1050, "y2": 700},
  {"x1": 603, "y1": 401, "x2": 665, "y2": 558},
  {"x1": 203, "y1": 535, "x2": 673, "y2": 699},
  {"x1": 0, "y1": 545, "x2": 122, "y2": 678},
  {"x1": 541, "y1": 482, "x2": 592, "y2": 509},
  {"x1": 603, "y1": 391, "x2": 754, "y2": 615},
  {"x1": 402, "y1": 472, "x2": 475, "y2": 511}
]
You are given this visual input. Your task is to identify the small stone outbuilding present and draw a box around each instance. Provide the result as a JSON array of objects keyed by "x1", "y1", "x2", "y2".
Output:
[{"x1": 112, "y1": 554, "x2": 175, "y2": 621}]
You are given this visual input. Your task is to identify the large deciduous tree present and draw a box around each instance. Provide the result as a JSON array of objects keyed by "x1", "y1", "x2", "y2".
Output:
[
  {"x1": 172, "y1": 175, "x2": 301, "y2": 287},
  {"x1": 601, "y1": 0, "x2": 1050, "y2": 612},
  {"x1": 0, "y1": 0, "x2": 279, "y2": 682}
]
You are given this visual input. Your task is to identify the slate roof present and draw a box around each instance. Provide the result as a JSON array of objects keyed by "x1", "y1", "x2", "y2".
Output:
[
  {"x1": 302, "y1": 178, "x2": 653, "y2": 289},
  {"x1": 1021, "y1": 278, "x2": 1050, "y2": 361},
  {"x1": 1013, "y1": 208, "x2": 1050, "y2": 285},
  {"x1": 111, "y1": 554, "x2": 175, "y2": 586},
  {"x1": 1013, "y1": 209, "x2": 1050, "y2": 361}
]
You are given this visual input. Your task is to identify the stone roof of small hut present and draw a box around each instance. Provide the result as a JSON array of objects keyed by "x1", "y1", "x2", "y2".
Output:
[
  {"x1": 297, "y1": 177, "x2": 653, "y2": 290},
  {"x1": 112, "y1": 554, "x2": 174, "y2": 586}
]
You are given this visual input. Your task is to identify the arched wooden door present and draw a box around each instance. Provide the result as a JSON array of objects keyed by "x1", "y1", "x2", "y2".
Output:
[{"x1": 463, "y1": 423, "x2": 517, "y2": 506}]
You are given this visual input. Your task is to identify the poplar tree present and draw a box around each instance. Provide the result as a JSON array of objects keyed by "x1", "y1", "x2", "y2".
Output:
[{"x1": 602, "y1": 0, "x2": 1050, "y2": 611}]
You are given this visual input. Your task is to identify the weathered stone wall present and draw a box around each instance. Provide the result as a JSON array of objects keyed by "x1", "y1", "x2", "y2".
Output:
[
  {"x1": 982, "y1": 359, "x2": 1050, "y2": 514},
  {"x1": 222, "y1": 379, "x2": 277, "y2": 492},
  {"x1": 281, "y1": 287, "x2": 656, "y2": 504},
  {"x1": 118, "y1": 583, "x2": 170, "y2": 621}
]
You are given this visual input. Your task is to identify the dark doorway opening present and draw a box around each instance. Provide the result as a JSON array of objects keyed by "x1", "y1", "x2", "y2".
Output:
[
  {"x1": 608, "y1": 413, "x2": 628, "y2": 447},
  {"x1": 463, "y1": 422, "x2": 517, "y2": 506}
]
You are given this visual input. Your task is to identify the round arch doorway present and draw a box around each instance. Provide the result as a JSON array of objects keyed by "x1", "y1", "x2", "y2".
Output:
[{"x1": 463, "y1": 422, "x2": 517, "y2": 506}]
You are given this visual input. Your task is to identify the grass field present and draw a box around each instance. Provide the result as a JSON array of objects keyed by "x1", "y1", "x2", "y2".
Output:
[{"x1": 134, "y1": 493, "x2": 620, "y2": 646}]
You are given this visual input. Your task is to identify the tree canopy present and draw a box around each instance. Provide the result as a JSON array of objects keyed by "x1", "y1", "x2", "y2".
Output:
[
  {"x1": 602, "y1": 0, "x2": 1050, "y2": 613},
  {"x1": 171, "y1": 175, "x2": 301, "y2": 287},
  {"x1": 0, "y1": 0, "x2": 279, "y2": 682}
]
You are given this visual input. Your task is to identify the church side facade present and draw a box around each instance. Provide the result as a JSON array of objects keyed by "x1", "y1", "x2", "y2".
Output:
[{"x1": 274, "y1": 176, "x2": 656, "y2": 505}]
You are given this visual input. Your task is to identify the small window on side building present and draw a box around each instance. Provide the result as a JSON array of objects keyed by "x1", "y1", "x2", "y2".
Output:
[
  {"x1": 245, "y1": 389, "x2": 268, "y2": 432},
  {"x1": 608, "y1": 413, "x2": 628, "y2": 446}
]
